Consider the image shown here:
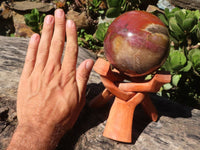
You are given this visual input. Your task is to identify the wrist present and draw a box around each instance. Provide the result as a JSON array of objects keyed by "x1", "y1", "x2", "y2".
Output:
[
  {"x1": 16, "y1": 124, "x2": 53, "y2": 142},
  {"x1": 7, "y1": 124, "x2": 64, "y2": 150}
]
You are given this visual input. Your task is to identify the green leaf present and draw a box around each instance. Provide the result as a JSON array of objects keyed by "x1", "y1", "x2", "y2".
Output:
[
  {"x1": 106, "y1": 0, "x2": 122, "y2": 8},
  {"x1": 188, "y1": 49, "x2": 200, "y2": 61},
  {"x1": 24, "y1": 8, "x2": 43, "y2": 34},
  {"x1": 98, "y1": 10, "x2": 105, "y2": 14},
  {"x1": 171, "y1": 7, "x2": 180, "y2": 13},
  {"x1": 169, "y1": 49, "x2": 187, "y2": 71},
  {"x1": 32, "y1": 8, "x2": 39, "y2": 16},
  {"x1": 90, "y1": 0, "x2": 101, "y2": 8},
  {"x1": 169, "y1": 17, "x2": 184, "y2": 36},
  {"x1": 194, "y1": 10, "x2": 200, "y2": 19},
  {"x1": 25, "y1": 13, "x2": 39, "y2": 25},
  {"x1": 188, "y1": 49, "x2": 200, "y2": 72},
  {"x1": 31, "y1": 14, "x2": 39, "y2": 21},
  {"x1": 167, "y1": 13, "x2": 175, "y2": 20},
  {"x1": 169, "y1": 31, "x2": 181, "y2": 43},
  {"x1": 145, "y1": 74, "x2": 153, "y2": 80},
  {"x1": 120, "y1": 0, "x2": 127, "y2": 12},
  {"x1": 95, "y1": 22, "x2": 110, "y2": 42},
  {"x1": 161, "y1": 58, "x2": 172, "y2": 72},
  {"x1": 196, "y1": 23, "x2": 200, "y2": 40},
  {"x1": 40, "y1": 14, "x2": 46, "y2": 24},
  {"x1": 24, "y1": 13, "x2": 30, "y2": 19},
  {"x1": 85, "y1": 34, "x2": 93, "y2": 41},
  {"x1": 163, "y1": 83, "x2": 173, "y2": 90},
  {"x1": 190, "y1": 24, "x2": 198, "y2": 33},
  {"x1": 183, "y1": 17, "x2": 197, "y2": 31},
  {"x1": 174, "y1": 10, "x2": 185, "y2": 26},
  {"x1": 172, "y1": 74, "x2": 182, "y2": 86},
  {"x1": 10, "y1": 33, "x2": 15, "y2": 37},
  {"x1": 180, "y1": 61, "x2": 192, "y2": 72},
  {"x1": 158, "y1": 13, "x2": 169, "y2": 26},
  {"x1": 164, "y1": 8, "x2": 170, "y2": 16},
  {"x1": 24, "y1": 14, "x2": 31, "y2": 23},
  {"x1": 106, "y1": 7, "x2": 121, "y2": 18},
  {"x1": 186, "y1": 11, "x2": 197, "y2": 20}
]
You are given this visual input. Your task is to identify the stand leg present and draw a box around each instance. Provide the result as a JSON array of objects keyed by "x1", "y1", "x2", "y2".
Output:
[
  {"x1": 103, "y1": 93, "x2": 145, "y2": 143},
  {"x1": 89, "y1": 89, "x2": 114, "y2": 108},
  {"x1": 141, "y1": 94, "x2": 158, "y2": 122}
]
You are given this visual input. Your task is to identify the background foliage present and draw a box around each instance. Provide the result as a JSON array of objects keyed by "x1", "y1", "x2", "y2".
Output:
[
  {"x1": 157, "y1": 8, "x2": 200, "y2": 108},
  {"x1": 23, "y1": 1, "x2": 200, "y2": 108},
  {"x1": 24, "y1": 8, "x2": 46, "y2": 34}
]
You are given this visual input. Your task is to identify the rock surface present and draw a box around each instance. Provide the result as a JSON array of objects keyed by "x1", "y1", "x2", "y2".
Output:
[
  {"x1": 13, "y1": 1, "x2": 54, "y2": 13},
  {"x1": 169, "y1": 0, "x2": 200, "y2": 10},
  {"x1": 12, "y1": 11, "x2": 35, "y2": 38},
  {"x1": 66, "y1": 10, "x2": 90, "y2": 29},
  {"x1": 0, "y1": 36, "x2": 200, "y2": 150}
]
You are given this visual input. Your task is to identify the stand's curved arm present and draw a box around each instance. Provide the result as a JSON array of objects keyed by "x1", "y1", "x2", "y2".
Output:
[
  {"x1": 118, "y1": 73, "x2": 171, "y2": 92},
  {"x1": 101, "y1": 76, "x2": 135, "y2": 101}
]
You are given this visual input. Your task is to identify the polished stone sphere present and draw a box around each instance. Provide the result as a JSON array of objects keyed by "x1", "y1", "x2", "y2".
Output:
[{"x1": 104, "y1": 11, "x2": 169, "y2": 76}]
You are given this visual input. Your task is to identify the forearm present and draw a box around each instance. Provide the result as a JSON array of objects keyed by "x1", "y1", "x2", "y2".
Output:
[{"x1": 7, "y1": 125, "x2": 62, "y2": 150}]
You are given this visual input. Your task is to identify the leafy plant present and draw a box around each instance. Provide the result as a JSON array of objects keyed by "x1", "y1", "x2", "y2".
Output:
[
  {"x1": 90, "y1": 0, "x2": 102, "y2": 8},
  {"x1": 24, "y1": 8, "x2": 46, "y2": 34},
  {"x1": 105, "y1": 0, "x2": 147, "y2": 18},
  {"x1": 78, "y1": 29, "x2": 101, "y2": 51},
  {"x1": 162, "y1": 47, "x2": 189, "y2": 73},
  {"x1": 95, "y1": 22, "x2": 111, "y2": 42},
  {"x1": 188, "y1": 49, "x2": 200, "y2": 74},
  {"x1": 157, "y1": 8, "x2": 200, "y2": 48},
  {"x1": 156, "y1": 8, "x2": 200, "y2": 108},
  {"x1": 105, "y1": 0, "x2": 126, "y2": 18},
  {"x1": 88, "y1": 0, "x2": 105, "y2": 17}
]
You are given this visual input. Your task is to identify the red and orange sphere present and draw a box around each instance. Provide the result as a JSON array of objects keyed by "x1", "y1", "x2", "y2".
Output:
[{"x1": 104, "y1": 11, "x2": 170, "y2": 76}]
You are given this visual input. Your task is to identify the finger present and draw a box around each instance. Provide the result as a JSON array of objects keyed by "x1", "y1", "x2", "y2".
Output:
[
  {"x1": 61, "y1": 20, "x2": 78, "y2": 75},
  {"x1": 34, "y1": 15, "x2": 54, "y2": 72},
  {"x1": 46, "y1": 9, "x2": 66, "y2": 67},
  {"x1": 22, "y1": 34, "x2": 40, "y2": 78},
  {"x1": 76, "y1": 59, "x2": 94, "y2": 97}
]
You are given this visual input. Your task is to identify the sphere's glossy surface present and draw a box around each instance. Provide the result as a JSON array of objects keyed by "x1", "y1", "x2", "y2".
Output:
[{"x1": 104, "y1": 11, "x2": 169, "y2": 76}]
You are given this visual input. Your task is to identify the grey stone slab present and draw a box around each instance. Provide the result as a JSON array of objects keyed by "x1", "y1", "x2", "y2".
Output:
[
  {"x1": 169, "y1": 0, "x2": 200, "y2": 10},
  {"x1": 13, "y1": 1, "x2": 54, "y2": 12}
]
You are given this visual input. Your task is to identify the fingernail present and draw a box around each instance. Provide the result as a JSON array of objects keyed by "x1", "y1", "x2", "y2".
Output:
[
  {"x1": 31, "y1": 34, "x2": 39, "y2": 41},
  {"x1": 45, "y1": 15, "x2": 53, "y2": 24},
  {"x1": 55, "y1": 9, "x2": 64, "y2": 18},
  {"x1": 86, "y1": 60, "x2": 94, "y2": 71},
  {"x1": 66, "y1": 20, "x2": 74, "y2": 27}
]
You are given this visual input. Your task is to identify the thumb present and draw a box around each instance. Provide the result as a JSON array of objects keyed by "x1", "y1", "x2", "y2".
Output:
[{"x1": 76, "y1": 59, "x2": 94, "y2": 97}]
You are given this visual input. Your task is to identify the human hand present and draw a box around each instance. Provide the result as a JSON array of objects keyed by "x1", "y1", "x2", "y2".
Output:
[{"x1": 8, "y1": 9, "x2": 94, "y2": 150}]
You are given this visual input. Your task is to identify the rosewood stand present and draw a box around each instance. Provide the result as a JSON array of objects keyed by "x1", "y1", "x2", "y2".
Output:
[{"x1": 89, "y1": 58, "x2": 171, "y2": 143}]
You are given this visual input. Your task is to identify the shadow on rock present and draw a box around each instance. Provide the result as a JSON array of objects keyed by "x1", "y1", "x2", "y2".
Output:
[
  {"x1": 151, "y1": 94, "x2": 192, "y2": 118},
  {"x1": 56, "y1": 84, "x2": 193, "y2": 149},
  {"x1": 131, "y1": 94, "x2": 193, "y2": 144},
  {"x1": 57, "y1": 83, "x2": 113, "y2": 150}
]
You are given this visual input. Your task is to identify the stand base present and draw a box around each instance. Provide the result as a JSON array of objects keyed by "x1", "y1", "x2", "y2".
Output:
[{"x1": 103, "y1": 93, "x2": 157, "y2": 143}]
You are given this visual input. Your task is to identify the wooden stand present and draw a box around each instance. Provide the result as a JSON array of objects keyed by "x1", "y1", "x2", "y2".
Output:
[{"x1": 89, "y1": 58, "x2": 171, "y2": 143}]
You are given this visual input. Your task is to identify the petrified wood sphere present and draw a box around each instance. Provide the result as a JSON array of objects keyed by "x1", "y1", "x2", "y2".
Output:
[{"x1": 104, "y1": 11, "x2": 170, "y2": 76}]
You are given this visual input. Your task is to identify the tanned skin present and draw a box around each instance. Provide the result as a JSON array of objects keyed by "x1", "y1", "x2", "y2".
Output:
[{"x1": 7, "y1": 9, "x2": 94, "y2": 150}]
